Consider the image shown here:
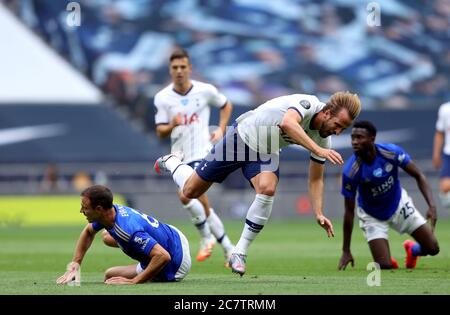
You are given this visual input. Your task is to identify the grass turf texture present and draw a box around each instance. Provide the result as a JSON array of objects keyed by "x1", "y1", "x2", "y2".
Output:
[{"x1": 1, "y1": 219, "x2": 449, "y2": 295}]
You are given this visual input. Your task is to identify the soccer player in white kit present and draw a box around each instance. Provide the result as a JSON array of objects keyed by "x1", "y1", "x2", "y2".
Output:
[
  {"x1": 432, "y1": 102, "x2": 450, "y2": 211},
  {"x1": 154, "y1": 48, "x2": 234, "y2": 264},
  {"x1": 155, "y1": 91, "x2": 361, "y2": 276}
]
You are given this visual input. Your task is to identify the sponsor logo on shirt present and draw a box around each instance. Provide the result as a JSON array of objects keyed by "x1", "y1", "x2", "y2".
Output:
[
  {"x1": 371, "y1": 175, "x2": 394, "y2": 197},
  {"x1": 373, "y1": 168, "x2": 383, "y2": 177},
  {"x1": 299, "y1": 100, "x2": 311, "y2": 109},
  {"x1": 134, "y1": 236, "x2": 150, "y2": 249},
  {"x1": 118, "y1": 206, "x2": 128, "y2": 217},
  {"x1": 181, "y1": 99, "x2": 189, "y2": 106},
  {"x1": 384, "y1": 163, "x2": 393, "y2": 173}
]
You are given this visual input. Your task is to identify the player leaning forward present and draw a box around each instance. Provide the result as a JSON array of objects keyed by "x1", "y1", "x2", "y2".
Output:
[{"x1": 155, "y1": 91, "x2": 361, "y2": 276}]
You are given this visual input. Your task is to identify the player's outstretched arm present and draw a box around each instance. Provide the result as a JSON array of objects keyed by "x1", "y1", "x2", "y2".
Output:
[
  {"x1": 105, "y1": 244, "x2": 171, "y2": 285},
  {"x1": 339, "y1": 198, "x2": 356, "y2": 270},
  {"x1": 279, "y1": 109, "x2": 343, "y2": 165},
  {"x1": 56, "y1": 224, "x2": 97, "y2": 284},
  {"x1": 308, "y1": 160, "x2": 335, "y2": 237},
  {"x1": 402, "y1": 161, "x2": 437, "y2": 231}
]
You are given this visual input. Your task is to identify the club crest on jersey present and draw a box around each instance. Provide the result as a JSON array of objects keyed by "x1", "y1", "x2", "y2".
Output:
[
  {"x1": 384, "y1": 163, "x2": 393, "y2": 173},
  {"x1": 181, "y1": 99, "x2": 189, "y2": 106},
  {"x1": 373, "y1": 168, "x2": 383, "y2": 177},
  {"x1": 299, "y1": 100, "x2": 311, "y2": 109}
]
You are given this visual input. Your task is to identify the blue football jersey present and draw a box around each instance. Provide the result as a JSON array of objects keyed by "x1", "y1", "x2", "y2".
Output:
[
  {"x1": 341, "y1": 143, "x2": 411, "y2": 220},
  {"x1": 92, "y1": 204, "x2": 183, "y2": 281}
]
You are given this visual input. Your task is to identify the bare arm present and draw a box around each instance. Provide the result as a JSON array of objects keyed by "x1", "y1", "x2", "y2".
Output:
[
  {"x1": 402, "y1": 161, "x2": 437, "y2": 231},
  {"x1": 72, "y1": 224, "x2": 97, "y2": 264},
  {"x1": 133, "y1": 244, "x2": 171, "y2": 284},
  {"x1": 156, "y1": 114, "x2": 182, "y2": 138},
  {"x1": 279, "y1": 109, "x2": 343, "y2": 165},
  {"x1": 219, "y1": 101, "x2": 233, "y2": 133},
  {"x1": 211, "y1": 101, "x2": 233, "y2": 142},
  {"x1": 432, "y1": 131, "x2": 444, "y2": 170},
  {"x1": 338, "y1": 198, "x2": 356, "y2": 270},
  {"x1": 309, "y1": 160, "x2": 334, "y2": 237},
  {"x1": 105, "y1": 243, "x2": 172, "y2": 285},
  {"x1": 56, "y1": 224, "x2": 97, "y2": 284}
]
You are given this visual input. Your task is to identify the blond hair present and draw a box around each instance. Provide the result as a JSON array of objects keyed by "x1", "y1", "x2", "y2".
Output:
[{"x1": 323, "y1": 91, "x2": 361, "y2": 120}]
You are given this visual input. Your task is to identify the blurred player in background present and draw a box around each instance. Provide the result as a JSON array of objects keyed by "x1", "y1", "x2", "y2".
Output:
[
  {"x1": 154, "y1": 48, "x2": 234, "y2": 265},
  {"x1": 56, "y1": 185, "x2": 190, "y2": 285},
  {"x1": 432, "y1": 101, "x2": 450, "y2": 211},
  {"x1": 339, "y1": 121, "x2": 439, "y2": 271},
  {"x1": 155, "y1": 91, "x2": 361, "y2": 276}
]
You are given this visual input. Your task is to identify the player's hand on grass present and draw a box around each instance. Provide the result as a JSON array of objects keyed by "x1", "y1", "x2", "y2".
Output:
[
  {"x1": 338, "y1": 251, "x2": 354, "y2": 270},
  {"x1": 105, "y1": 276, "x2": 136, "y2": 285},
  {"x1": 56, "y1": 261, "x2": 80, "y2": 284},
  {"x1": 316, "y1": 215, "x2": 335, "y2": 237},
  {"x1": 426, "y1": 206, "x2": 437, "y2": 232}
]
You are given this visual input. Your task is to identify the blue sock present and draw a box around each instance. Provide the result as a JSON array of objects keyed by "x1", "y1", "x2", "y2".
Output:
[{"x1": 411, "y1": 243, "x2": 422, "y2": 257}]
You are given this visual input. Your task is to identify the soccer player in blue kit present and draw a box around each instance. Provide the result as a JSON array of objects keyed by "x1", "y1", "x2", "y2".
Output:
[
  {"x1": 56, "y1": 185, "x2": 191, "y2": 285},
  {"x1": 338, "y1": 121, "x2": 439, "y2": 270}
]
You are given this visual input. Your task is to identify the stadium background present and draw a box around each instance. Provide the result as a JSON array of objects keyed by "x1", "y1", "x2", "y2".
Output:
[
  {"x1": 1, "y1": 0, "x2": 449, "y2": 223},
  {"x1": 0, "y1": 0, "x2": 449, "y2": 296}
]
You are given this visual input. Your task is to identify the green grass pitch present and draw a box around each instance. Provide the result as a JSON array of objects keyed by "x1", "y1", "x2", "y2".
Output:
[{"x1": 1, "y1": 219, "x2": 449, "y2": 295}]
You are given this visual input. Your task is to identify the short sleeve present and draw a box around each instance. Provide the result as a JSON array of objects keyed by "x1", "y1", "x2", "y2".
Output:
[
  {"x1": 394, "y1": 145, "x2": 411, "y2": 168},
  {"x1": 436, "y1": 104, "x2": 446, "y2": 132},
  {"x1": 154, "y1": 94, "x2": 170, "y2": 125},
  {"x1": 288, "y1": 98, "x2": 318, "y2": 121},
  {"x1": 91, "y1": 222, "x2": 104, "y2": 232},
  {"x1": 129, "y1": 231, "x2": 158, "y2": 256},
  {"x1": 206, "y1": 84, "x2": 227, "y2": 108}
]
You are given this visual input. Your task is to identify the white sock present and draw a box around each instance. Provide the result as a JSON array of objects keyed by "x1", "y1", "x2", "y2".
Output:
[
  {"x1": 183, "y1": 199, "x2": 211, "y2": 238},
  {"x1": 171, "y1": 163, "x2": 194, "y2": 190},
  {"x1": 234, "y1": 194, "x2": 274, "y2": 255},
  {"x1": 165, "y1": 155, "x2": 182, "y2": 172},
  {"x1": 207, "y1": 208, "x2": 234, "y2": 253}
]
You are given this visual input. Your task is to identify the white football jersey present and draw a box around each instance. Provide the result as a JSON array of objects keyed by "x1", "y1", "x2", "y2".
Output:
[
  {"x1": 236, "y1": 94, "x2": 331, "y2": 162},
  {"x1": 435, "y1": 102, "x2": 450, "y2": 155},
  {"x1": 154, "y1": 80, "x2": 227, "y2": 163}
]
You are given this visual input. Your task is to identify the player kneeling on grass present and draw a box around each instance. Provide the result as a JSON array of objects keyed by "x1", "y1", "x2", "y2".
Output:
[
  {"x1": 338, "y1": 121, "x2": 439, "y2": 270},
  {"x1": 56, "y1": 185, "x2": 191, "y2": 285}
]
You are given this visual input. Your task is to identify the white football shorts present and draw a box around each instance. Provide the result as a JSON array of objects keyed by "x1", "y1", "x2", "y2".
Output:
[{"x1": 357, "y1": 188, "x2": 427, "y2": 242}]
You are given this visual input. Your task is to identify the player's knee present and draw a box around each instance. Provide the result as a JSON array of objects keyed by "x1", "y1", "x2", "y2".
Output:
[
  {"x1": 257, "y1": 184, "x2": 276, "y2": 196},
  {"x1": 378, "y1": 262, "x2": 394, "y2": 269},
  {"x1": 374, "y1": 258, "x2": 393, "y2": 269},
  {"x1": 425, "y1": 241, "x2": 440, "y2": 256},
  {"x1": 183, "y1": 184, "x2": 201, "y2": 199},
  {"x1": 178, "y1": 193, "x2": 191, "y2": 205}
]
